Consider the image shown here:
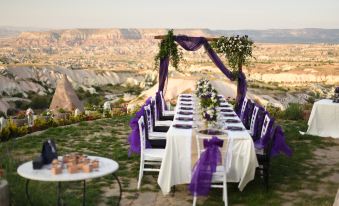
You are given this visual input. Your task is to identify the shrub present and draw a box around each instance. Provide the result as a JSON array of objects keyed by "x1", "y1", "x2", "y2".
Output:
[
  {"x1": 0, "y1": 111, "x2": 6, "y2": 118},
  {"x1": 14, "y1": 100, "x2": 30, "y2": 110},
  {"x1": 7, "y1": 108, "x2": 19, "y2": 116},
  {"x1": 284, "y1": 103, "x2": 304, "y2": 120},
  {"x1": 266, "y1": 104, "x2": 284, "y2": 119},
  {"x1": 29, "y1": 95, "x2": 51, "y2": 109}
]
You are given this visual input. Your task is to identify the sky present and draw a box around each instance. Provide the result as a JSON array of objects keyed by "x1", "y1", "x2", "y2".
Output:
[{"x1": 0, "y1": 0, "x2": 338, "y2": 30}]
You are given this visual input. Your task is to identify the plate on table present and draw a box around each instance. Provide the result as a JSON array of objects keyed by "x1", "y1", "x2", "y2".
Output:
[
  {"x1": 180, "y1": 103, "x2": 192, "y2": 106},
  {"x1": 173, "y1": 124, "x2": 192, "y2": 129},
  {"x1": 223, "y1": 113, "x2": 237, "y2": 117},
  {"x1": 180, "y1": 95, "x2": 192, "y2": 98},
  {"x1": 178, "y1": 111, "x2": 193, "y2": 115},
  {"x1": 180, "y1": 99, "x2": 192, "y2": 102},
  {"x1": 220, "y1": 109, "x2": 233, "y2": 112},
  {"x1": 176, "y1": 117, "x2": 194, "y2": 121},
  {"x1": 226, "y1": 126, "x2": 244, "y2": 131},
  {"x1": 225, "y1": 119, "x2": 241, "y2": 123},
  {"x1": 198, "y1": 129, "x2": 226, "y2": 135},
  {"x1": 180, "y1": 107, "x2": 193, "y2": 110}
]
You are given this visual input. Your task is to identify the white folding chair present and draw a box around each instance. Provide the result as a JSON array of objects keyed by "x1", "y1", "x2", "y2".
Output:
[
  {"x1": 144, "y1": 105, "x2": 167, "y2": 140},
  {"x1": 247, "y1": 105, "x2": 260, "y2": 136},
  {"x1": 240, "y1": 97, "x2": 248, "y2": 119},
  {"x1": 193, "y1": 135, "x2": 234, "y2": 206},
  {"x1": 160, "y1": 91, "x2": 175, "y2": 116},
  {"x1": 137, "y1": 116, "x2": 165, "y2": 190},
  {"x1": 152, "y1": 98, "x2": 172, "y2": 127}
]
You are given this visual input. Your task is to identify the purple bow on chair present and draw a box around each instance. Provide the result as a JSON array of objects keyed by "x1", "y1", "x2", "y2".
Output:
[
  {"x1": 128, "y1": 99, "x2": 152, "y2": 156},
  {"x1": 189, "y1": 136, "x2": 224, "y2": 196}
]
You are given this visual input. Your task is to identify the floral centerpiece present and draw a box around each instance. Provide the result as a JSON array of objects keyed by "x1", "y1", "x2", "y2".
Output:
[
  {"x1": 196, "y1": 79, "x2": 220, "y2": 127},
  {"x1": 202, "y1": 106, "x2": 217, "y2": 122}
]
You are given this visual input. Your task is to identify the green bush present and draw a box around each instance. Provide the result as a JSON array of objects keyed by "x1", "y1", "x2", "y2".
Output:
[
  {"x1": 266, "y1": 104, "x2": 284, "y2": 119},
  {"x1": 284, "y1": 103, "x2": 304, "y2": 120},
  {"x1": 29, "y1": 95, "x2": 52, "y2": 109}
]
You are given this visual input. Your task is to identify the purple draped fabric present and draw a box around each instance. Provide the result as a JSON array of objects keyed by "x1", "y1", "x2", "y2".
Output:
[
  {"x1": 189, "y1": 136, "x2": 224, "y2": 196},
  {"x1": 128, "y1": 98, "x2": 152, "y2": 156},
  {"x1": 271, "y1": 125, "x2": 293, "y2": 157},
  {"x1": 157, "y1": 35, "x2": 247, "y2": 107},
  {"x1": 155, "y1": 92, "x2": 162, "y2": 118},
  {"x1": 158, "y1": 57, "x2": 169, "y2": 92}
]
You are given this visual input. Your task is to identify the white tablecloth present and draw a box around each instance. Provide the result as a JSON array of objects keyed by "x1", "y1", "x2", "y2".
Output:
[
  {"x1": 307, "y1": 99, "x2": 339, "y2": 138},
  {"x1": 157, "y1": 95, "x2": 258, "y2": 195}
]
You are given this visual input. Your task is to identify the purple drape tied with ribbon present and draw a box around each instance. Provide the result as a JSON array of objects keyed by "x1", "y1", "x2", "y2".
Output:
[
  {"x1": 271, "y1": 126, "x2": 293, "y2": 157},
  {"x1": 189, "y1": 136, "x2": 224, "y2": 196},
  {"x1": 157, "y1": 35, "x2": 247, "y2": 107},
  {"x1": 128, "y1": 98, "x2": 152, "y2": 156}
]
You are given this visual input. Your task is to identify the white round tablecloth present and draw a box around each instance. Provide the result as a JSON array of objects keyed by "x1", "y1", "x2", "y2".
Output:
[
  {"x1": 17, "y1": 156, "x2": 119, "y2": 182},
  {"x1": 307, "y1": 99, "x2": 339, "y2": 138}
]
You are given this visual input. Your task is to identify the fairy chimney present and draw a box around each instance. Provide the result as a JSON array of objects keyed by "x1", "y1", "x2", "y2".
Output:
[{"x1": 50, "y1": 74, "x2": 84, "y2": 112}]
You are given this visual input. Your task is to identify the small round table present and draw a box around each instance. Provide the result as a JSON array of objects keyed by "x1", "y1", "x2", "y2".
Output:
[{"x1": 17, "y1": 156, "x2": 122, "y2": 206}]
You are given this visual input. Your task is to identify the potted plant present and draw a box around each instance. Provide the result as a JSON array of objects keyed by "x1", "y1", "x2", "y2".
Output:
[
  {"x1": 54, "y1": 108, "x2": 70, "y2": 120},
  {"x1": 12, "y1": 111, "x2": 26, "y2": 127}
]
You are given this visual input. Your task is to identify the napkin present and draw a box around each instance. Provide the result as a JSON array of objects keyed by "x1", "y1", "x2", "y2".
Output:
[
  {"x1": 223, "y1": 114, "x2": 236, "y2": 117},
  {"x1": 178, "y1": 111, "x2": 193, "y2": 115},
  {"x1": 220, "y1": 109, "x2": 233, "y2": 112},
  {"x1": 176, "y1": 117, "x2": 194, "y2": 121},
  {"x1": 180, "y1": 99, "x2": 192, "y2": 102},
  {"x1": 180, "y1": 103, "x2": 193, "y2": 106},
  {"x1": 219, "y1": 105, "x2": 230, "y2": 108},
  {"x1": 180, "y1": 107, "x2": 193, "y2": 110},
  {"x1": 225, "y1": 119, "x2": 241, "y2": 123},
  {"x1": 173, "y1": 124, "x2": 192, "y2": 129},
  {"x1": 226, "y1": 126, "x2": 244, "y2": 131}
]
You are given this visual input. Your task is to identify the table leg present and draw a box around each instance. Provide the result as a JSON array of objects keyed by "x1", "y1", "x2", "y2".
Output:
[
  {"x1": 57, "y1": 182, "x2": 61, "y2": 206},
  {"x1": 112, "y1": 173, "x2": 122, "y2": 206},
  {"x1": 25, "y1": 180, "x2": 33, "y2": 206},
  {"x1": 83, "y1": 180, "x2": 86, "y2": 206}
]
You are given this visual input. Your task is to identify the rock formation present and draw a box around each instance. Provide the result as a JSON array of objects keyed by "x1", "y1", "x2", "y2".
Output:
[{"x1": 49, "y1": 74, "x2": 84, "y2": 112}]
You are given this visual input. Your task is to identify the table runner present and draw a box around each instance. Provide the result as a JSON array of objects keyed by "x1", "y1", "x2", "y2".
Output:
[{"x1": 157, "y1": 94, "x2": 258, "y2": 195}]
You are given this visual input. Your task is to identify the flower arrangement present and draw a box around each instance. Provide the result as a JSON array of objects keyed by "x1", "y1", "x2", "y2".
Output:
[
  {"x1": 202, "y1": 106, "x2": 217, "y2": 122},
  {"x1": 154, "y1": 29, "x2": 183, "y2": 70},
  {"x1": 196, "y1": 79, "x2": 220, "y2": 124},
  {"x1": 212, "y1": 35, "x2": 254, "y2": 73}
]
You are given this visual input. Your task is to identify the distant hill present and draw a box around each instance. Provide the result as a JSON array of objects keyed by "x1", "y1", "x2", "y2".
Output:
[
  {"x1": 0, "y1": 26, "x2": 48, "y2": 38},
  {"x1": 211, "y1": 28, "x2": 339, "y2": 44},
  {"x1": 1, "y1": 27, "x2": 339, "y2": 43}
]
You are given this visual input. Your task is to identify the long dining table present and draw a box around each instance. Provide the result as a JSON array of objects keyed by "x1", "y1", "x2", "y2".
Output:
[{"x1": 157, "y1": 94, "x2": 259, "y2": 195}]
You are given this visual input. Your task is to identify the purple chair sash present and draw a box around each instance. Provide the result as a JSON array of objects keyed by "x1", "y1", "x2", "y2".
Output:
[
  {"x1": 189, "y1": 136, "x2": 224, "y2": 196},
  {"x1": 271, "y1": 125, "x2": 293, "y2": 157},
  {"x1": 128, "y1": 98, "x2": 152, "y2": 156}
]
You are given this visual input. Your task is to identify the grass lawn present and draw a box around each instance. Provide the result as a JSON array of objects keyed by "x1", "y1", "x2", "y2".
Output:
[{"x1": 0, "y1": 116, "x2": 338, "y2": 206}]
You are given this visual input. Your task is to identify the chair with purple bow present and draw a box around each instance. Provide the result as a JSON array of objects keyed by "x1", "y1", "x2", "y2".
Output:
[
  {"x1": 144, "y1": 105, "x2": 167, "y2": 148},
  {"x1": 190, "y1": 135, "x2": 233, "y2": 206},
  {"x1": 254, "y1": 113, "x2": 275, "y2": 190},
  {"x1": 137, "y1": 116, "x2": 165, "y2": 190},
  {"x1": 247, "y1": 105, "x2": 266, "y2": 141},
  {"x1": 151, "y1": 98, "x2": 172, "y2": 130},
  {"x1": 242, "y1": 100, "x2": 255, "y2": 129}
]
